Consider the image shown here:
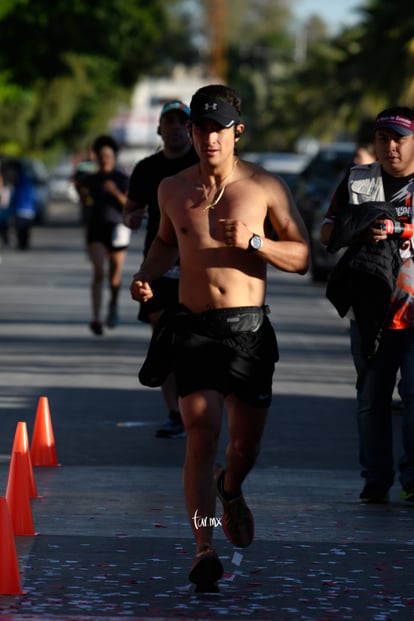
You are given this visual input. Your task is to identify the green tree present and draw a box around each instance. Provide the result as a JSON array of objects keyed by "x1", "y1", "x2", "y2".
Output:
[
  {"x1": 210, "y1": 0, "x2": 297, "y2": 150},
  {"x1": 346, "y1": 0, "x2": 414, "y2": 105},
  {"x1": 272, "y1": 0, "x2": 414, "y2": 146},
  {"x1": 0, "y1": 0, "x2": 197, "y2": 156}
]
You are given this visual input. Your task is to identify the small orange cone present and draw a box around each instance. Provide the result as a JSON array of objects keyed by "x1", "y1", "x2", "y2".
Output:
[
  {"x1": 12, "y1": 421, "x2": 39, "y2": 498},
  {"x1": 5, "y1": 451, "x2": 35, "y2": 536},
  {"x1": 30, "y1": 396, "x2": 59, "y2": 467},
  {"x1": 0, "y1": 497, "x2": 24, "y2": 595}
]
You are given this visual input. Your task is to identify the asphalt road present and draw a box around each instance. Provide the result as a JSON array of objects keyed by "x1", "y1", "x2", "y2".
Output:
[{"x1": 0, "y1": 202, "x2": 413, "y2": 621}]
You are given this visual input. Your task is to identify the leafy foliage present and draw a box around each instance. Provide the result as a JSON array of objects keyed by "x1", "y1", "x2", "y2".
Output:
[
  {"x1": 346, "y1": 0, "x2": 414, "y2": 104},
  {"x1": 252, "y1": 0, "x2": 414, "y2": 150},
  {"x1": 0, "y1": 0, "x2": 194, "y2": 156},
  {"x1": 0, "y1": 0, "x2": 413, "y2": 158}
]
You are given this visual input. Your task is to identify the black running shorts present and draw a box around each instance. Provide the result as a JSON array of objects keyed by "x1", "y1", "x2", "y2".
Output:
[
  {"x1": 86, "y1": 221, "x2": 130, "y2": 252},
  {"x1": 173, "y1": 306, "x2": 279, "y2": 408}
]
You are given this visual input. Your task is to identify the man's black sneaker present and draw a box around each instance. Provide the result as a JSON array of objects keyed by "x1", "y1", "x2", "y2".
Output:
[
  {"x1": 360, "y1": 481, "x2": 390, "y2": 504},
  {"x1": 401, "y1": 480, "x2": 414, "y2": 502},
  {"x1": 155, "y1": 412, "x2": 186, "y2": 438},
  {"x1": 189, "y1": 545, "x2": 223, "y2": 593}
]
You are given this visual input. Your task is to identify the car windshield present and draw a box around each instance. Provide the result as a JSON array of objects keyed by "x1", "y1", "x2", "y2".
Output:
[{"x1": 301, "y1": 143, "x2": 356, "y2": 188}]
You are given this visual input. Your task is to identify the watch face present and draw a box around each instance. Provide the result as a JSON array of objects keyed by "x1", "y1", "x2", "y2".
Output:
[{"x1": 250, "y1": 234, "x2": 262, "y2": 250}]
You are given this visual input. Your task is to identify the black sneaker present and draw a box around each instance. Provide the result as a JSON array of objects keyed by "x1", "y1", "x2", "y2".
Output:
[
  {"x1": 106, "y1": 302, "x2": 119, "y2": 328},
  {"x1": 90, "y1": 321, "x2": 103, "y2": 336},
  {"x1": 360, "y1": 481, "x2": 390, "y2": 504},
  {"x1": 401, "y1": 480, "x2": 414, "y2": 502},
  {"x1": 155, "y1": 412, "x2": 186, "y2": 438},
  {"x1": 189, "y1": 545, "x2": 223, "y2": 593}
]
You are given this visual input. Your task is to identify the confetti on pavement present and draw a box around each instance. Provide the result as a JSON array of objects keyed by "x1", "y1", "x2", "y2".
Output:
[{"x1": 1, "y1": 535, "x2": 414, "y2": 620}]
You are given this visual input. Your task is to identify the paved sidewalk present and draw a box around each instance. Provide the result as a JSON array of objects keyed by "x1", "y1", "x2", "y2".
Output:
[{"x1": 0, "y1": 464, "x2": 413, "y2": 620}]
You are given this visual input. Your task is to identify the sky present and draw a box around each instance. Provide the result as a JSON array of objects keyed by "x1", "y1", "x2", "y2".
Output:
[{"x1": 295, "y1": 0, "x2": 365, "y2": 33}]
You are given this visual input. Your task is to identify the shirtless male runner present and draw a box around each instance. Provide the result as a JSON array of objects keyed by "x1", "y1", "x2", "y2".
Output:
[{"x1": 130, "y1": 84, "x2": 310, "y2": 592}]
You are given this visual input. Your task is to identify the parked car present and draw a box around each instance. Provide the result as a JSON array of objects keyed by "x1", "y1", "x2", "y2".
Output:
[
  {"x1": 0, "y1": 155, "x2": 50, "y2": 224},
  {"x1": 241, "y1": 151, "x2": 312, "y2": 242},
  {"x1": 295, "y1": 142, "x2": 356, "y2": 229},
  {"x1": 48, "y1": 162, "x2": 79, "y2": 204},
  {"x1": 295, "y1": 142, "x2": 356, "y2": 281}
]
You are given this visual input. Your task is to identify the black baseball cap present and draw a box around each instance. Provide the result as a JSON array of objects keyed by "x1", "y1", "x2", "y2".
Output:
[{"x1": 190, "y1": 95, "x2": 240, "y2": 128}]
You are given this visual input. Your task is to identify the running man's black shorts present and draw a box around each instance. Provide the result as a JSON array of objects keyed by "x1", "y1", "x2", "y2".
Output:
[{"x1": 173, "y1": 305, "x2": 279, "y2": 408}]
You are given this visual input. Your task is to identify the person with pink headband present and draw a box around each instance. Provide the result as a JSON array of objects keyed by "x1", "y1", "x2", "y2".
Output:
[{"x1": 321, "y1": 106, "x2": 414, "y2": 505}]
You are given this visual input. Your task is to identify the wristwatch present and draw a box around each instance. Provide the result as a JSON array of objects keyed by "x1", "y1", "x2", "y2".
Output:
[{"x1": 248, "y1": 234, "x2": 263, "y2": 251}]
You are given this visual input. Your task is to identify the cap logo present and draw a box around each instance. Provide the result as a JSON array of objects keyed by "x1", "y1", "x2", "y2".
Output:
[
  {"x1": 204, "y1": 103, "x2": 218, "y2": 111},
  {"x1": 375, "y1": 114, "x2": 414, "y2": 135}
]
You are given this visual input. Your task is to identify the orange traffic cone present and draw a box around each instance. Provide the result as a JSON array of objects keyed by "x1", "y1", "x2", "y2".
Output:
[
  {"x1": 12, "y1": 421, "x2": 39, "y2": 498},
  {"x1": 0, "y1": 497, "x2": 24, "y2": 595},
  {"x1": 30, "y1": 396, "x2": 59, "y2": 467},
  {"x1": 5, "y1": 451, "x2": 35, "y2": 536}
]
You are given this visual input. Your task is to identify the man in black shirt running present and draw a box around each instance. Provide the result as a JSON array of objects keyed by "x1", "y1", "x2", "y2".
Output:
[{"x1": 124, "y1": 101, "x2": 198, "y2": 438}]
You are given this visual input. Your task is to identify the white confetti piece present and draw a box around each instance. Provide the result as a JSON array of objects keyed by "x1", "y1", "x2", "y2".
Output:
[{"x1": 232, "y1": 551, "x2": 243, "y2": 566}]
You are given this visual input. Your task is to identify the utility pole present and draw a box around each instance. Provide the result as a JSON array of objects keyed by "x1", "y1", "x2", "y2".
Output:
[{"x1": 206, "y1": 0, "x2": 227, "y2": 82}]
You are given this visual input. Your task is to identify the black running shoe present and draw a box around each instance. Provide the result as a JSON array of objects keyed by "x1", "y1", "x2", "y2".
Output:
[
  {"x1": 155, "y1": 418, "x2": 186, "y2": 438},
  {"x1": 90, "y1": 321, "x2": 103, "y2": 336},
  {"x1": 360, "y1": 481, "x2": 390, "y2": 504},
  {"x1": 189, "y1": 545, "x2": 223, "y2": 593},
  {"x1": 106, "y1": 302, "x2": 119, "y2": 328}
]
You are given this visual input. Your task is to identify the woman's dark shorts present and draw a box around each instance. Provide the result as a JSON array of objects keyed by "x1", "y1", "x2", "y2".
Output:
[
  {"x1": 173, "y1": 306, "x2": 279, "y2": 408},
  {"x1": 86, "y1": 222, "x2": 129, "y2": 252}
]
